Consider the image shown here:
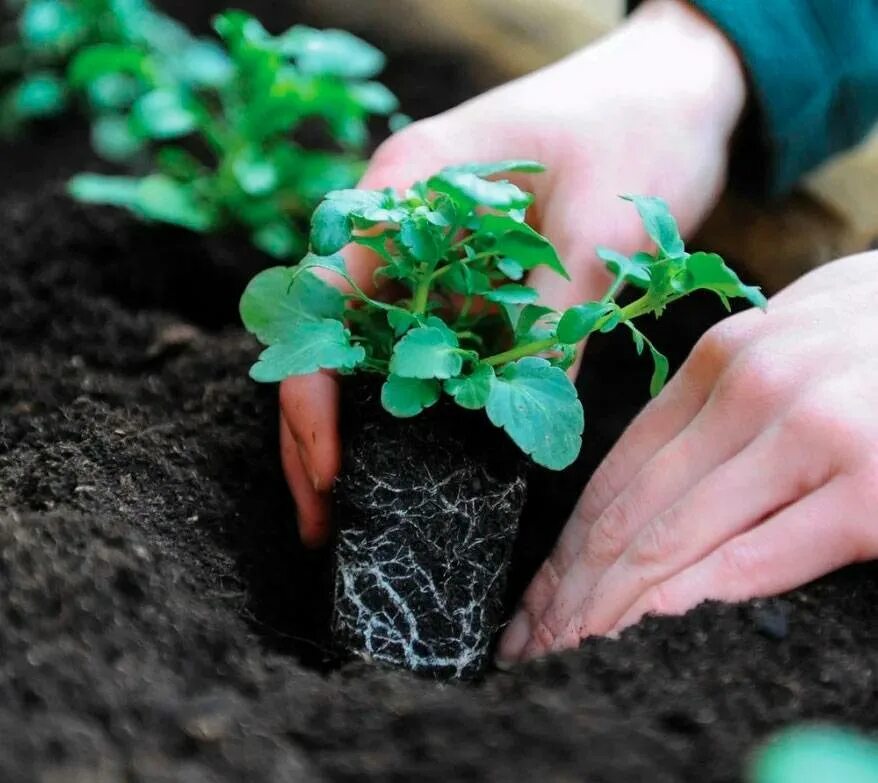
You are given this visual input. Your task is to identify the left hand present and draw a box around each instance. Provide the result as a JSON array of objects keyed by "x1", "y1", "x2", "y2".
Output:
[{"x1": 499, "y1": 250, "x2": 878, "y2": 664}]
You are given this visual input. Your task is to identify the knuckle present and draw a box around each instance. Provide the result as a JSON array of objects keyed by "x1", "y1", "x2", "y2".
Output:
[
  {"x1": 690, "y1": 319, "x2": 750, "y2": 373},
  {"x1": 641, "y1": 581, "x2": 680, "y2": 618},
  {"x1": 718, "y1": 539, "x2": 764, "y2": 582},
  {"x1": 714, "y1": 348, "x2": 790, "y2": 408},
  {"x1": 627, "y1": 511, "x2": 680, "y2": 567},
  {"x1": 579, "y1": 457, "x2": 624, "y2": 522},
  {"x1": 781, "y1": 393, "x2": 859, "y2": 455},
  {"x1": 585, "y1": 502, "x2": 633, "y2": 565}
]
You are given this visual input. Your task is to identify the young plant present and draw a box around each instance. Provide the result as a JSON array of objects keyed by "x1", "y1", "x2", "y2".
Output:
[
  {"x1": 1, "y1": 0, "x2": 228, "y2": 157},
  {"x1": 67, "y1": 10, "x2": 400, "y2": 258},
  {"x1": 240, "y1": 160, "x2": 767, "y2": 469}
]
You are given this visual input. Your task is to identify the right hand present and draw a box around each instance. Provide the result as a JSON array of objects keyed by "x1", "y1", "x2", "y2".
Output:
[{"x1": 280, "y1": 0, "x2": 748, "y2": 547}]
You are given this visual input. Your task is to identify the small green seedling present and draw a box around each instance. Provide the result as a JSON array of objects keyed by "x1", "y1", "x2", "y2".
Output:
[
  {"x1": 240, "y1": 160, "x2": 766, "y2": 469},
  {"x1": 1, "y1": 0, "x2": 227, "y2": 155},
  {"x1": 67, "y1": 10, "x2": 400, "y2": 258}
]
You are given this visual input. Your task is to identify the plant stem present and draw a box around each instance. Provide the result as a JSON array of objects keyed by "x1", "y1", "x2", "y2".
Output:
[
  {"x1": 483, "y1": 337, "x2": 556, "y2": 367},
  {"x1": 411, "y1": 268, "x2": 432, "y2": 315},
  {"x1": 482, "y1": 293, "x2": 657, "y2": 367}
]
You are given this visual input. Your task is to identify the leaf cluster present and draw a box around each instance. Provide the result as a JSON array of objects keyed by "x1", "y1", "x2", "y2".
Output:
[
  {"x1": 1, "y1": 0, "x2": 226, "y2": 148},
  {"x1": 241, "y1": 161, "x2": 767, "y2": 470},
  {"x1": 4, "y1": 4, "x2": 400, "y2": 258}
]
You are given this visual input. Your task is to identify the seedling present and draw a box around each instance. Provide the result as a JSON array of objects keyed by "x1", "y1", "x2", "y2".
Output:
[
  {"x1": 1, "y1": 0, "x2": 227, "y2": 157},
  {"x1": 240, "y1": 160, "x2": 767, "y2": 469},
  {"x1": 67, "y1": 10, "x2": 400, "y2": 257}
]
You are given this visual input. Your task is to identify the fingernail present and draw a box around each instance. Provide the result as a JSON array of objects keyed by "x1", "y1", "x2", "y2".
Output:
[
  {"x1": 497, "y1": 611, "x2": 530, "y2": 664},
  {"x1": 296, "y1": 440, "x2": 321, "y2": 493}
]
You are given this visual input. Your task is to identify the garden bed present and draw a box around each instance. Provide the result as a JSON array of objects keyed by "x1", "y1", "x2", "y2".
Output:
[{"x1": 1, "y1": 3, "x2": 877, "y2": 781}]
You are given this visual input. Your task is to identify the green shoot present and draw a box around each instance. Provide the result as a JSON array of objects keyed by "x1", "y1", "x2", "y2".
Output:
[
  {"x1": 1, "y1": 0, "x2": 229, "y2": 154},
  {"x1": 240, "y1": 162, "x2": 767, "y2": 470},
  {"x1": 61, "y1": 8, "x2": 398, "y2": 258}
]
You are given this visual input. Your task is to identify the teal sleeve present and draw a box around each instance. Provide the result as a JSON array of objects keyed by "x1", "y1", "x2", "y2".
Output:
[{"x1": 628, "y1": 0, "x2": 878, "y2": 197}]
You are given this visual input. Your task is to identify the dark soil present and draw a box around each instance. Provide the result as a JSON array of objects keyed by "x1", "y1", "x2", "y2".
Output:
[
  {"x1": 1, "y1": 3, "x2": 877, "y2": 781},
  {"x1": 332, "y1": 381, "x2": 527, "y2": 679}
]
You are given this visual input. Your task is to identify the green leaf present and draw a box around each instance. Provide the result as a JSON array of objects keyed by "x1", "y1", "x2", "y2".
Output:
[
  {"x1": 279, "y1": 26, "x2": 386, "y2": 79},
  {"x1": 498, "y1": 257, "x2": 525, "y2": 281},
  {"x1": 135, "y1": 174, "x2": 213, "y2": 231},
  {"x1": 131, "y1": 89, "x2": 198, "y2": 140},
  {"x1": 622, "y1": 195, "x2": 685, "y2": 257},
  {"x1": 11, "y1": 72, "x2": 67, "y2": 118},
  {"x1": 399, "y1": 215, "x2": 443, "y2": 263},
  {"x1": 445, "y1": 363, "x2": 494, "y2": 410},
  {"x1": 348, "y1": 81, "x2": 398, "y2": 114},
  {"x1": 381, "y1": 375, "x2": 440, "y2": 417},
  {"x1": 751, "y1": 727, "x2": 878, "y2": 783},
  {"x1": 249, "y1": 319, "x2": 365, "y2": 382},
  {"x1": 232, "y1": 149, "x2": 278, "y2": 196},
  {"x1": 240, "y1": 266, "x2": 345, "y2": 345},
  {"x1": 252, "y1": 222, "x2": 299, "y2": 258},
  {"x1": 485, "y1": 284, "x2": 539, "y2": 305},
  {"x1": 479, "y1": 214, "x2": 569, "y2": 279},
  {"x1": 387, "y1": 309, "x2": 420, "y2": 337},
  {"x1": 310, "y1": 199, "x2": 352, "y2": 255},
  {"x1": 390, "y1": 324, "x2": 463, "y2": 379},
  {"x1": 648, "y1": 344, "x2": 670, "y2": 397},
  {"x1": 683, "y1": 252, "x2": 768, "y2": 309},
  {"x1": 442, "y1": 262, "x2": 490, "y2": 296},
  {"x1": 68, "y1": 44, "x2": 151, "y2": 88},
  {"x1": 310, "y1": 189, "x2": 398, "y2": 255},
  {"x1": 20, "y1": 0, "x2": 84, "y2": 49},
  {"x1": 485, "y1": 357, "x2": 584, "y2": 470},
  {"x1": 212, "y1": 10, "x2": 269, "y2": 47},
  {"x1": 68, "y1": 174, "x2": 140, "y2": 207},
  {"x1": 299, "y1": 252, "x2": 350, "y2": 281},
  {"x1": 428, "y1": 168, "x2": 533, "y2": 211},
  {"x1": 513, "y1": 304, "x2": 555, "y2": 339},
  {"x1": 443, "y1": 160, "x2": 545, "y2": 176},
  {"x1": 596, "y1": 246, "x2": 652, "y2": 287},
  {"x1": 71, "y1": 174, "x2": 212, "y2": 232},
  {"x1": 86, "y1": 73, "x2": 141, "y2": 111},
  {"x1": 556, "y1": 302, "x2": 614, "y2": 344},
  {"x1": 91, "y1": 114, "x2": 145, "y2": 161}
]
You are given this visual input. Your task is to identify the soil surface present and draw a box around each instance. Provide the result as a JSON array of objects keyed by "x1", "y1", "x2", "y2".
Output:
[{"x1": 2, "y1": 3, "x2": 877, "y2": 782}]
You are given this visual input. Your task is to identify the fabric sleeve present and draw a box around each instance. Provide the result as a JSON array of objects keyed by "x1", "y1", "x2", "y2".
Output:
[{"x1": 627, "y1": 0, "x2": 878, "y2": 197}]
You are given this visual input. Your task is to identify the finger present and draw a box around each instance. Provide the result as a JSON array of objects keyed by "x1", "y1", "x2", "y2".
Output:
[
  {"x1": 508, "y1": 314, "x2": 768, "y2": 640},
  {"x1": 563, "y1": 420, "x2": 835, "y2": 642},
  {"x1": 280, "y1": 412, "x2": 331, "y2": 548},
  {"x1": 609, "y1": 477, "x2": 868, "y2": 634},
  {"x1": 279, "y1": 374, "x2": 339, "y2": 546},
  {"x1": 510, "y1": 350, "x2": 789, "y2": 662},
  {"x1": 499, "y1": 348, "x2": 725, "y2": 663},
  {"x1": 496, "y1": 363, "x2": 711, "y2": 664}
]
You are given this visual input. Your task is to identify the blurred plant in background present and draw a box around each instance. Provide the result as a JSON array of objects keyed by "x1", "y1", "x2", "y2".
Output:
[
  {"x1": 0, "y1": 0, "x2": 229, "y2": 155},
  {"x1": 2, "y1": 1, "x2": 402, "y2": 257},
  {"x1": 750, "y1": 725, "x2": 878, "y2": 783}
]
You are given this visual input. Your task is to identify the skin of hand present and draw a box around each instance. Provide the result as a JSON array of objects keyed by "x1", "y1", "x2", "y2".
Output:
[
  {"x1": 499, "y1": 250, "x2": 878, "y2": 664},
  {"x1": 279, "y1": 0, "x2": 747, "y2": 547}
]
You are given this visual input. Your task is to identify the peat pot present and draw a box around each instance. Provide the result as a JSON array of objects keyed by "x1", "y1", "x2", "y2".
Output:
[{"x1": 331, "y1": 380, "x2": 528, "y2": 679}]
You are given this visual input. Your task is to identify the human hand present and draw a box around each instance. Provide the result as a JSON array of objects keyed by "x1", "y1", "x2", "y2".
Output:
[
  {"x1": 499, "y1": 250, "x2": 878, "y2": 663},
  {"x1": 281, "y1": 0, "x2": 747, "y2": 547}
]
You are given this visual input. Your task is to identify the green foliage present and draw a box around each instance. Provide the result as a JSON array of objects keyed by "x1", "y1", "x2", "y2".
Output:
[
  {"x1": 240, "y1": 163, "x2": 766, "y2": 469},
  {"x1": 750, "y1": 726, "x2": 878, "y2": 783},
  {"x1": 2, "y1": 3, "x2": 398, "y2": 258},
  {"x1": 1, "y1": 0, "x2": 228, "y2": 149}
]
